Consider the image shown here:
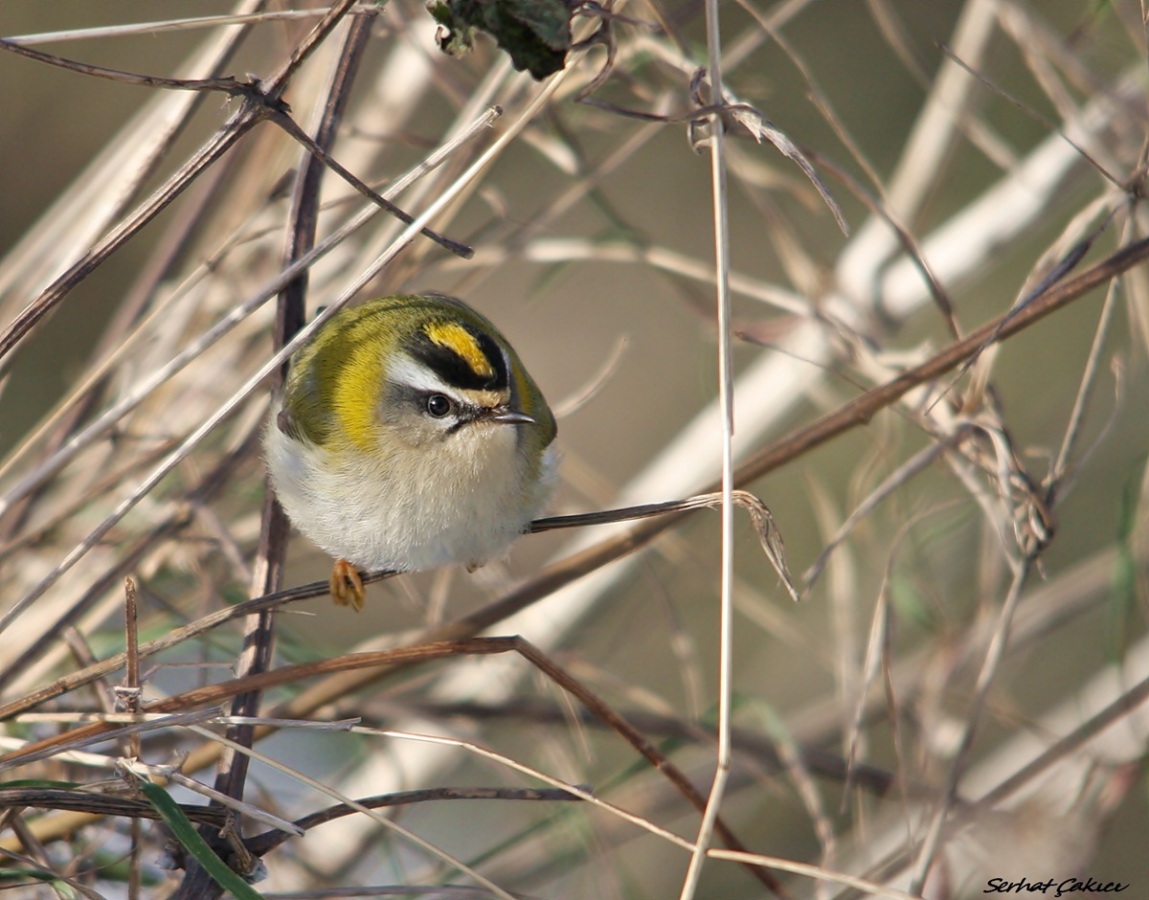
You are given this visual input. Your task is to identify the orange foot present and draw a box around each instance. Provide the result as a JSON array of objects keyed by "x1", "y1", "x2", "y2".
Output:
[{"x1": 329, "y1": 559, "x2": 365, "y2": 610}]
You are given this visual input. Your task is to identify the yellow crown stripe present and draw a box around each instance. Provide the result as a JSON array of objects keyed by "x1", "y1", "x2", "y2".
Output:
[
  {"x1": 424, "y1": 322, "x2": 494, "y2": 379},
  {"x1": 422, "y1": 321, "x2": 494, "y2": 379}
]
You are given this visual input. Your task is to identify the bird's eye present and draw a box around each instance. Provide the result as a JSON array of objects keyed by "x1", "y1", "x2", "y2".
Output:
[{"x1": 425, "y1": 394, "x2": 453, "y2": 418}]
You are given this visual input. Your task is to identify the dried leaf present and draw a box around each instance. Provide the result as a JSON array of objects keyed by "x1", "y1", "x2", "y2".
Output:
[
  {"x1": 729, "y1": 104, "x2": 849, "y2": 236},
  {"x1": 428, "y1": 0, "x2": 571, "y2": 79}
]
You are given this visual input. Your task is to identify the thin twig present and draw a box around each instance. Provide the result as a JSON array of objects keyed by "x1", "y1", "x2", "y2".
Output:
[
  {"x1": 938, "y1": 42, "x2": 1123, "y2": 188},
  {"x1": 182, "y1": 16, "x2": 379, "y2": 898},
  {"x1": 2, "y1": 235, "x2": 1143, "y2": 729},
  {"x1": 4, "y1": 7, "x2": 381, "y2": 46},
  {"x1": 910, "y1": 557, "x2": 1032, "y2": 890},
  {"x1": 679, "y1": 0, "x2": 764, "y2": 894}
]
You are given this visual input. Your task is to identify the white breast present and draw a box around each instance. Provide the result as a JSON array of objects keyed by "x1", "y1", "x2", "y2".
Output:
[{"x1": 264, "y1": 420, "x2": 555, "y2": 572}]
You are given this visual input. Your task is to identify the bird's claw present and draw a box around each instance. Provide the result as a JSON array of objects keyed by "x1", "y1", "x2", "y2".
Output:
[{"x1": 330, "y1": 559, "x2": 366, "y2": 610}]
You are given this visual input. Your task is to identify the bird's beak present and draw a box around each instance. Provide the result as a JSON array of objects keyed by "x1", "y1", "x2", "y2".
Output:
[{"x1": 487, "y1": 407, "x2": 536, "y2": 426}]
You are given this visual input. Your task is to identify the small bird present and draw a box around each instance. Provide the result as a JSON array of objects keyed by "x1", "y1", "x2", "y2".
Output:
[{"x1": 264, "y1": 293, "x2": 557, "y2": 608}]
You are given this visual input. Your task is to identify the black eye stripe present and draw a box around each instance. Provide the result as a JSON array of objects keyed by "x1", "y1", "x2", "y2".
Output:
[{"x1": 410, "y1": 327, "x2": 509, "y2": 392}]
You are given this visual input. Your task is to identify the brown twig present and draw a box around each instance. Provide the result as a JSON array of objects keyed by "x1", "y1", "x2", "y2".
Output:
[
  {"x1": 119, "y1": 576, "x2": 144, "y2": 899},
  {"x1": 0, "y1": 784, "x2": 580, "y2": 839},
  {"x1": 176, "y1": 18, "x2": 379, "y2": 898},
  {"x1": 3, "y1": 233, "x2": 1144, "y2": 730},
  {"x1": 0, "y1": 428, "x2": 258, "y2": 697},
  {"x1": 0, "y1": 636, "x2": 778, "y2": 892},
  {"x1": 0, "y1": 0, "x2": 468, "y2": 377}
]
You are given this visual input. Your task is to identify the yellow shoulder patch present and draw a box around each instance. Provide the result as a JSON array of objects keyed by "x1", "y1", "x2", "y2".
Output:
[{"x1": 424, "y1": 321, "x2": 494, "y2": 378}]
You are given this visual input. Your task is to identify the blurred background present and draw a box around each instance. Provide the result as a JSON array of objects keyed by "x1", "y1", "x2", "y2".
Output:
[{"x1": 1, "y1": 1, "x2": 1147, "y2": 897}]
